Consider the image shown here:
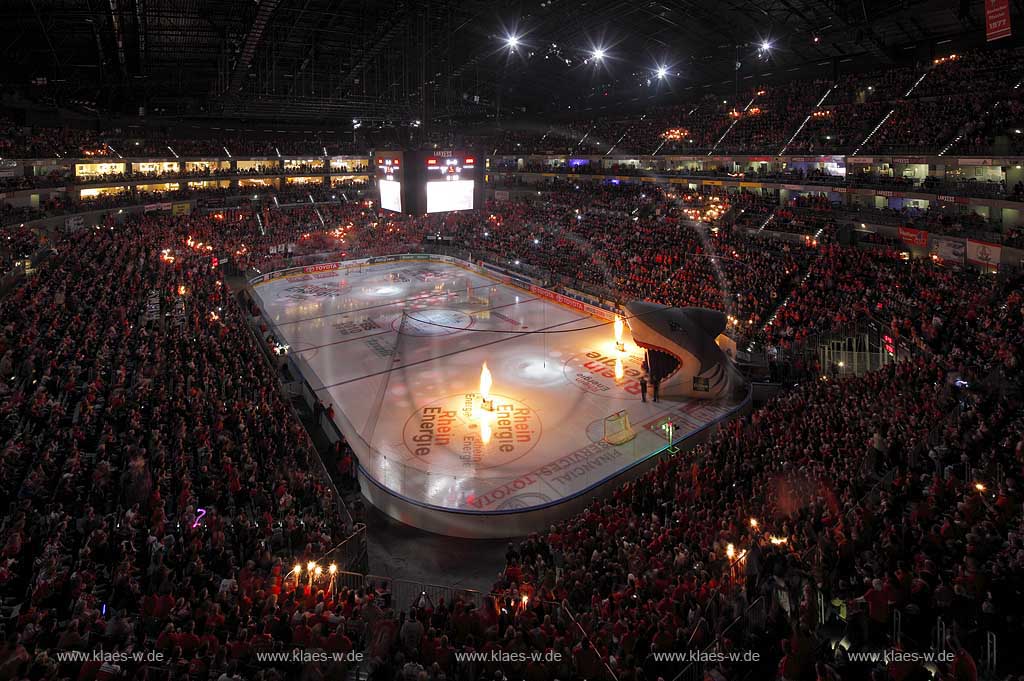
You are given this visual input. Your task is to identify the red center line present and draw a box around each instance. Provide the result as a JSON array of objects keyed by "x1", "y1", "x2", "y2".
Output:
[
  {"x1": 314, "y1": 314, "x2": 590, "y2": 391},
  {"x1": 274, "y1": 280, "x2": 500, "y2": 326},
  {"x1": 291, "y1": 297, "x2": 540, "y2": 353}
]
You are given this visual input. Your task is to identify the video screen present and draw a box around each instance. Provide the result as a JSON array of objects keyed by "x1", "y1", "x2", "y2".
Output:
[
  {"x1": 379, "y1": 179, "x2": 402, "y2": 212},
  {"x1": 426, "y1": 179, "x2": 475, "y2": 213}
]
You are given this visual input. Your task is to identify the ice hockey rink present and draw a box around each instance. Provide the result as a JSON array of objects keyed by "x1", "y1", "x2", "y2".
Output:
[{"x1": 250, "y1": 255, "x2": 749, "y2": 536}]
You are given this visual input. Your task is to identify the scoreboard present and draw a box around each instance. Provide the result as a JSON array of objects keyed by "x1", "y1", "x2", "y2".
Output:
[
  {"x1": 373, "y1": 151, "x2": 403, "y2": 213},
  {"x1": 372, "y1": 149, "x2": 482, "y2": 215},
  {"x1": 423, "y1": 152, "x2": 477, "y2": 213}
]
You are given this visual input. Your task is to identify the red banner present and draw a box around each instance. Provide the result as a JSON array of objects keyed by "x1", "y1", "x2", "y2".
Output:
[
  {"x1": 898, "y1": 226, "x2": 929, "y2": 248},
  {"x1": 986, "y1": 0, "x2": 1012, "y2": 41}
]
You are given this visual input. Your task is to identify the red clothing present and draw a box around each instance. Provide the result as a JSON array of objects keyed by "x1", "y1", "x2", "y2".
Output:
[{"x1": 863, "y1": 587, "x2": 891, "y2": 623}]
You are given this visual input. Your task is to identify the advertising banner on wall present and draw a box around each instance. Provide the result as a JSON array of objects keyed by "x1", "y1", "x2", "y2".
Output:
[
  {"x1": 930, "y1": 237, "x2": 964, "y2": 265},
  {"x1": 966, "y1": 239, "x2": 1001, "y2": 268},
  {"x1": 898, "y1": 226, "x2": 929, "y2": 247}
]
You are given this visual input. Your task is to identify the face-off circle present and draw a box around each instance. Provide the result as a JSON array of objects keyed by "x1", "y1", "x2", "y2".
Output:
[
  {"x1": 276, "y1": 278, "x2": 351, "y2": 302},
  {"x1": 395, "y1": 309, "x2": 474, "y2": 336},
  {"x1": 562, "y1": 347, "x2": 647, "y2": 399},
  {"x1": 401, "y1": 393, "x2": 541, "y2": 472}
]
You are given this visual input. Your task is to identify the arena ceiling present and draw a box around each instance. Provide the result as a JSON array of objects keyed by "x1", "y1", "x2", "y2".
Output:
[{"x1": 0, "y1": 0, "x2": 1000, "y2": 125}]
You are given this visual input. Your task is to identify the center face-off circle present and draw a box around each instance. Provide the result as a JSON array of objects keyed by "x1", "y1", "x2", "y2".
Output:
[
  {"x1": 394, "y1": 309, "x2": 474, "y2": 336},
  {"x1": 402, "y1": 392, "x2": 542, "y2": 472},
  {"x1": 562, "y1": 347, "x2": 647, "y2": 399}
]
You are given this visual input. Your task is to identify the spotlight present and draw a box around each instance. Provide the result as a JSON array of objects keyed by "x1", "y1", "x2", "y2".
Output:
[
  {"x1": 505, "y1": 35, "x2": 519, "y2": 48},
  {"x1": 591, "y1": 47, "x2": 605, "y2": 61},
  {"x1": 761, "y1": 40, "x2": 772, "y2": 51},
  {"x1": 656, "y1": 65, "x2": 668, "y2": 79}
]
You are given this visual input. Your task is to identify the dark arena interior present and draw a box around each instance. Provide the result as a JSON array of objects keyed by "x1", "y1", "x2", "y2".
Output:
[{"x1": 2, "y1": 0, "x2": 1024, "y2": 679}]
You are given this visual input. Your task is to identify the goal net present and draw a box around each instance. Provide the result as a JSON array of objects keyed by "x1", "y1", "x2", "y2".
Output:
[{"x1": 603, "y1": 410, "x2": 637, "y2": 445}]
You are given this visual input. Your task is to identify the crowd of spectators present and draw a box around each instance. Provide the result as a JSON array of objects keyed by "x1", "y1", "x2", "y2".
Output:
[
  {"x1": 480, "y1": 45, "x2": 1024, "y2": 158},
  {"x1": 2, "y1": 44, "x2": 1023, "y2": 169},
  {"x1": 0, "y1": 153, "x2": 1022, "y2": 681},
  {"x1": 716, "y1": 81, "x2": 832, "y2": 155},
  {"x1": 0, "y1": 118, "x2": 369, "y2": 159},
  {"x1": 0, "y1": 209, "x2": 361, "y2": 681}
]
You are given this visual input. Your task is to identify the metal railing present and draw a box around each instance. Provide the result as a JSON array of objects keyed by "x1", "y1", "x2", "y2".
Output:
[
  {"x1": 670, "y1": 596, "x2": 768, "y2": 681},
  {"x1": 328, "y1": 569, "x2": 488, "y2": 613}
]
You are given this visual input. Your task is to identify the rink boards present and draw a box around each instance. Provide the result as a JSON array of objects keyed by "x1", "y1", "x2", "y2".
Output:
[{"x1": 250, "y1": 254, "x2": 749, "y2": 537}]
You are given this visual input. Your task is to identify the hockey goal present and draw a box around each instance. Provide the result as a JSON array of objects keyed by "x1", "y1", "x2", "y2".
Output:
[{"x1": 602, "y1": 409, "x2": 637, "y2": 445}]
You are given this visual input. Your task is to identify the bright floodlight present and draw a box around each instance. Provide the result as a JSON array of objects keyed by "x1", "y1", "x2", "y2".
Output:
[
  {"x1": 656, "y1": 65, "x2": 668, "y2": 79},
  {"x1": 761, "y1": 40, "x2": 772, "y2": 51},
  {"x1": 506, "y1": 35, "x2": 519, "y2": 48},
  {"x1": 592, "y1": 47, "x2": 605, "y2": 61}
]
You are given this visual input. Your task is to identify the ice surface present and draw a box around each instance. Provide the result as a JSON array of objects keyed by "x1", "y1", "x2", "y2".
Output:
[{"x1": 252, "y1": 259, "x2": 740, "y2": 513}]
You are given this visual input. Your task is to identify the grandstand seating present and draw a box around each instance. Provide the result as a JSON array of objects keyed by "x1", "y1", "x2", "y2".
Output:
[
  {"x1": 1, "y1": 43, "x2": 1024, "y2": 681},
  {"x1": 5, "y1": 181, "x2": 1019, "y2": 678}
]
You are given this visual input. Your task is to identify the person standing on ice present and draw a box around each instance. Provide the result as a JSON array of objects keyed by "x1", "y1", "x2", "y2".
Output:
[{"x1": 639, "y1": 374, "x2": 648, "y2": 402}]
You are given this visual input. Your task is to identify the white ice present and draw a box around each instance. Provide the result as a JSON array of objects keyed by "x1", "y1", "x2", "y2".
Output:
[{"x1": 252, "y1": 258, "x2": 740, "y2": 513}]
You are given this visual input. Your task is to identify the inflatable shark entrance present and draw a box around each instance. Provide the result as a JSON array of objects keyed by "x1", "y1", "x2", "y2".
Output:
[{"x1": 624, "y1": 301, "x2": 746, "y2": 400}]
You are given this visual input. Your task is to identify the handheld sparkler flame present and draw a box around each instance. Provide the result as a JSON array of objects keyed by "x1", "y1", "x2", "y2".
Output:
[
  {"x1": 769, "y1": 536, "x2": 788, "y2": 545},
  {"x1": 479, "y1": 362, "x2": 493, "y2": 402},
  {"x1": 726, "y1": 543, "x2": 736, "y2": 560}
]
